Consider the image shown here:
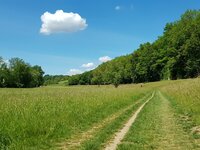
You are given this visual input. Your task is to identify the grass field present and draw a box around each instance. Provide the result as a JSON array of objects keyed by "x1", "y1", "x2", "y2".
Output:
[
  {"x1": 117, "y1": 78, "x2": 200, "y2": 150},
  {"x1": 118, "y1": 91, "x2": 197, "y2": 149},
  {"x1": 0, "y1": 78, "x2": 200, "y2": 149},
  {"x1": 0, "y1": 83, "x2": 156, "y2": 149},
  {"x1": 160, "y1": 78, "x2": 200, "y2": 146}
]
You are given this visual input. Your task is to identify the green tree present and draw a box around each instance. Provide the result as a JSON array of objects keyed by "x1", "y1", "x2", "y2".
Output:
[
  {"x1": 0, "y1": 57, "x2": 45, "y2": 88},
  {"x1": 68, "y1": 74, "x2": 80, "y2": 85},
  {"x1": 30, "y1": 65, "x2": 44, "y2": 87},
  {"x1": 9, "y1": 58, "x2": 32, "y2": 87},
  {"x1": 113, "y1": 73, "x2": 122, "y2": 88},
  {"x1": 67, "y1": 10, "x2": 200, "y2": 85}
]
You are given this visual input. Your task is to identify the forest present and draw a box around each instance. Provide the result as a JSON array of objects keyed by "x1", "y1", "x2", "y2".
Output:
[{"x1": 68, "y1": 10, "x2": 200, "y2": 86}]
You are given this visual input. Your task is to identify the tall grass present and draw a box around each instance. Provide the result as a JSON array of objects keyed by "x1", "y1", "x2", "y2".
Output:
[
  {"x1": 160, "y1": 78, "x2": 200, "y2": 123},
  {"x1": 118, "y1": 91, "x2": 197, "y2": 150},
  {"x1": 0, "y1": 84, "x2": 154, "y2": 149},
  {"x1": 160, "y1": 78, "x2": 200, "y2": 139},
  {"x1": 1, "y1": 79, "x2": 198, "y2": 149}
]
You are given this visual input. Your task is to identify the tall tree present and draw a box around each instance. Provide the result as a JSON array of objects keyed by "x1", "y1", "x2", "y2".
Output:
[
  {"x1": 30, "y1": 65, "x2": 45, "y2": 87},
  {"x1": 0, "y1": 57, "x2": 45, "y2": 88}
]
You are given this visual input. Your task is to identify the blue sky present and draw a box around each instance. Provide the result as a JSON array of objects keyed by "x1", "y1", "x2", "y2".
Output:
[{"x1": 0, "y1": 0, "x2": 200, "y2": 75}]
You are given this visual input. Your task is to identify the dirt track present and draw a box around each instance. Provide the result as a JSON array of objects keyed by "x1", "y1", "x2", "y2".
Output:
[{"x1": 104, "y1": 92, "x2": 155, "y2": 150}]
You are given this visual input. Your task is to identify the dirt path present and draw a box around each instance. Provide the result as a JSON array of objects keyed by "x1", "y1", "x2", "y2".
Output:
[
  {"x1": 104, "y1": 92, "x2": 155, "y2": 150},
  {"x1": 116, "y1": 91, "x2": 196, "y2": 150},
  {"x1": 56, "y1": 94, "x2": 150, "y2": 150}
]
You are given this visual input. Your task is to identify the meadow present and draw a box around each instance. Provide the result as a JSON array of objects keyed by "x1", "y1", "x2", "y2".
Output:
[
  {"x1": 118, "y1": 78, "x2": 200, "y2": 150},
  {"x1": 160, "y1": 78, "x2": 200, "y2": 143},
  {"x1": 0, "y1": 83, "x2": 156, "y2": 149},
  {"x1": 0, "y1": 78, "x2": 200, "y2": 149}
]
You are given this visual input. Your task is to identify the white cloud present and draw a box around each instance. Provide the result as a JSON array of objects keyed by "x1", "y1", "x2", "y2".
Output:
[
  {"x1": 115, "y1": 6, "x2": 121, "y2": 10},
  {"x1": 68, "y1": 69, "x2": 83, "y2": 76},
  {"x1": 81, "y1": 62, "x2": 94, "y2": 68},
  {"x1": 99, "y1": 56, "x2": 112, "y2": 63},
  {"x1": 40, "y1": 10, "x2": 88, "y2": 35},
  {"x1": 67, "y1": 57, "x2": 112, "y2": 76}
]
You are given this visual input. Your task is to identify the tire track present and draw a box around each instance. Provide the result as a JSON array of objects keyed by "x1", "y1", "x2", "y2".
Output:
[
  {"x1": 56, "y1": 93, "x2": 151, "y2": 150},
  {"x1": 104, "y1": 92, "x2": 155, "y2": 150}
]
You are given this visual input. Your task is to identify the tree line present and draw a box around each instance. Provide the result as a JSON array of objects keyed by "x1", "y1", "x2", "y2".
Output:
[
  {"x1": 43, "y1": 75, "x2": 69, "y2": 86},
  {"x1": 1, "y1": 10, "x2": 199, "y2": 88},
  {"x1": 68, "y1": 10, "x2": 200, "y2": 86},
  {"x1": 0, "y1": 57, "x2": 44, "y2": 88}
]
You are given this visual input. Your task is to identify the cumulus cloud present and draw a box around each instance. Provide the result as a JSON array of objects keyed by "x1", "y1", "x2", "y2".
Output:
[
  {"x1": 81, "y1": 62, "x2": 94, "y2": 68},
  {"x1": 40, "y1": 10, "x2": 88, "y2": 35},
  {"x1": 68, "y1": 69, "x2": 83, "y2": 76},
  {"x1": 67, "y1": 57, "x2": 112, "y2": 76},
  {"x1": 99, "y1": 56, "x2": 112, "y2": 63},
  {"x1": 115, "y1": 6, "x2": 121, "y2": 10}
]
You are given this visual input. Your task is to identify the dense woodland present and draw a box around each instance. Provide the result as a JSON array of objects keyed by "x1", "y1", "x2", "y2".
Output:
[
  {"x1": 68, "y1": 10, "x2": 200, "y2": 86},
  {"x1": 0, "y1": 57, "x2": 44, "y2": 88}
]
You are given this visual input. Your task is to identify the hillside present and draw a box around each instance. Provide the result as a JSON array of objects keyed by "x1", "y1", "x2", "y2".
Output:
[{"x1": 68, "y1": 10, "x2": 200, "y2": 86}]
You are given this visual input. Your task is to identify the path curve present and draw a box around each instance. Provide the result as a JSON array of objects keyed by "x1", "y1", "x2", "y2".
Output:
[{"x1": 104, "y1": 92, "x2": 155, "y2": 150}]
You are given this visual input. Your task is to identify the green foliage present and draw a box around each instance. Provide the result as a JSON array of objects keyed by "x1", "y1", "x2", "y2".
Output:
[
  {"x1": 0, "y1": 57, "x2": 44, "y2": 88},
  {"x1": 68, "y1": 10, "x2": 200, "y2": 85},
  {"x1": 68, "y1": 74, "x2": 81, "y2": 85},
  {"x1": 132, "y1": 10, "x2": 200, "y2": 82},
  {"x1": 68, "y1": 55, "x2": 133, "y2": 86},
  {"x1": 9, "y1": 58, "x2": 32, "y2": 87},
  {"x1": 30, "y1": 65, "x2": 45, "y2": 87},
  {"x1": 79, "y1": 71, "x2": 93, "y2": 85},
  {"x1": 43, "y1": 75, "x2": 69, "y2": 86},
  {"x1": 113, "y1": 73, "x2": 122, "y2": 88},
  {"x1": 68, "y1": 71, "x2": 93, "y2": 85}
]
